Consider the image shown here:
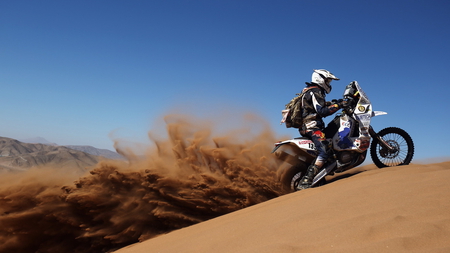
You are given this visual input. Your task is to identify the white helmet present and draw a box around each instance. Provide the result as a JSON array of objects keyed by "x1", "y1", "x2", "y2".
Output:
[{"x1": 311, "y1": 69, "x2": 340, "y2": 94}]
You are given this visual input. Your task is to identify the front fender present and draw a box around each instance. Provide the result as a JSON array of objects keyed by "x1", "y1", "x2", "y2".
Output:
[{"x1": 372, "y1": 111, "x2": 387, "y2": 117}]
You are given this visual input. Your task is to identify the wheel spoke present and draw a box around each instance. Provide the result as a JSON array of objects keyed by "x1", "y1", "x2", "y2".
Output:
[{"x1": 375, "y1": 133, "x2": 408, "y2": 166}]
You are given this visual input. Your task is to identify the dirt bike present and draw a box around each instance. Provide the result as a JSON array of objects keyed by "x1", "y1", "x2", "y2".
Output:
[{"x1": 273, "y1": 81, "x2": 414, "y2": 192}]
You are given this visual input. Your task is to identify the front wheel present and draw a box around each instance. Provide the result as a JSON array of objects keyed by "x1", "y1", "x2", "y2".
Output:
[{"x1": 370, "y1": 127, "x2": 414, "y2": 168}]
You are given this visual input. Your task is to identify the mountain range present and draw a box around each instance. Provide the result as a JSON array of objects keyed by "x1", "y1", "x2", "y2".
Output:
[
  {"x1": 18, "y1": 137, "x2": 123, "y2": 160},
  {"x1": 0, "y1": 137, "x2": 123, "y2": 173}
]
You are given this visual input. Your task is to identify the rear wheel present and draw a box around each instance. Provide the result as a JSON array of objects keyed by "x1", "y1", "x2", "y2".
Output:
[
  {"x1": 278, "y1": 163, "x2": 328, "y2": 192},
  {"x1": 370, "y1": 127, "x2": 414, "y2": 168},
  {"x1": 278, "y1": 163, "x2": 307, "y2": 192}
]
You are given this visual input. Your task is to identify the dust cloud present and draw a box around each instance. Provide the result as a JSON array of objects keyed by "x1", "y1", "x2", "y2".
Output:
[{"x1": 0, "y1": 114, "x2": 286, "y2": 253}]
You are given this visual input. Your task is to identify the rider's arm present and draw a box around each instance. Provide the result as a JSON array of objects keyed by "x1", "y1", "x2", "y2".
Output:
[{"x1": 312, "y1": 92, "x2": 340, "y2": 117}]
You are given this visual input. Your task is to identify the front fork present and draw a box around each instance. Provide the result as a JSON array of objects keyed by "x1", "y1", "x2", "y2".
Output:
[{"x1": 369, "y1": 126, "x2": 396, "y2": 151}]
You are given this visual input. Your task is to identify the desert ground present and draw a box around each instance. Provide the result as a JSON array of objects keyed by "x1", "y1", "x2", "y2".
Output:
[
  {"x1": 0, "y1": 118, "x2": 448, "y2": 253},
  {"x1": 114, "y1": 162, "x2": 450, "y2": 253}
]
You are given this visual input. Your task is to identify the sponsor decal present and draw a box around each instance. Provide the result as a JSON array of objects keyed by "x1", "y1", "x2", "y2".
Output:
[
  {"x1": 338, "y1": 119, "x2": 352, "y2": 149},
  {"x1": 341, "y1": 121, "x2": 351, "y2": 127},
  {"x1": 297, "y1": 140, "x2": 315, "y2": 150},
  {"x1": 360, "y1": 139, "x2": 370, "y2": 151},
  {"x1": 312, "y1": 130, "x2": 326, "y2": 141}
]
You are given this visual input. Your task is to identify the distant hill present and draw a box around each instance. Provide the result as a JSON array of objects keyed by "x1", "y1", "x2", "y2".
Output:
[
  {"x1": 65, "y1": 145, "x2": 123, "y2": 160},
  {"x1": 18, "y1": 137, "x2": 123, "y2": 160},
  {"x1": 0, "y1": 137, "x2": 102, "y2": 173}
]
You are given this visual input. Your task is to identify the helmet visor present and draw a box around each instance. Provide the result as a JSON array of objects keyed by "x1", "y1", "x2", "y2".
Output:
[{"x1": 324, "y1": 78, "x2": 332, "y2": 93}]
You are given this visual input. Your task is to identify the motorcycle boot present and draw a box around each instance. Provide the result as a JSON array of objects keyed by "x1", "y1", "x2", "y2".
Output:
[{"x1": 297, "y1": 164, "x2": 319, "y2": 190}]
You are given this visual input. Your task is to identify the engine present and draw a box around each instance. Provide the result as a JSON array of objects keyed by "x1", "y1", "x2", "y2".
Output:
[{"x1": 337, "y1": 151, "x2": 353, "y2": 164}]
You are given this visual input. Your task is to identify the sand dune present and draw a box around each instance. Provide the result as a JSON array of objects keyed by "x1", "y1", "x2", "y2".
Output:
[
  {"x1": 1, "y1": 116, "x2": 447, "y2": 253},
  {"x1": 115, "y1": 162, "x2": 450, "y2": 253}
]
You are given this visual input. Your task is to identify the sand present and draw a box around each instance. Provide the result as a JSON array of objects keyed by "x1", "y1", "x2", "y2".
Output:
[
  {"x1": 1, "y1": 115, "x2": 448, "y2": 253},
  {"x1": 114, "y1": 162, "x2": 450, "y2": 253}
]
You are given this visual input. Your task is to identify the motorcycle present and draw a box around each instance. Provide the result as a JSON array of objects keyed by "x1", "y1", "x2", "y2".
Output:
[{"x1": 273, "y1": 81, "x2": 414, "y2": 192}]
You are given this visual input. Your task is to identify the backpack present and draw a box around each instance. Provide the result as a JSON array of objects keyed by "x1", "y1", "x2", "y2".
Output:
[{"x1": 280, "y1": 86, "x2": 317, "y2": 128}]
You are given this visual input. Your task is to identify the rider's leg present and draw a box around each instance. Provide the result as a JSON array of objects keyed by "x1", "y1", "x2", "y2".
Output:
[{"x1": 299, "y1": 129, "x2": 329, "y2": 189}]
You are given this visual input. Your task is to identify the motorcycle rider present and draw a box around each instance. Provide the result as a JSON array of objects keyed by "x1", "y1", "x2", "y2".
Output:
[{"x1": 297, "y1": 69, "x2": 345, "y2": 190}]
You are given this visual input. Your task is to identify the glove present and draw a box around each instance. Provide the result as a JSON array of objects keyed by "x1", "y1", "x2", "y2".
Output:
[
  {"x1": 338, "y1": 99, "x2": 351, "y2": 109},
  {"x1": 332, "y1": 99, "x2": 343, "y2": 104}
]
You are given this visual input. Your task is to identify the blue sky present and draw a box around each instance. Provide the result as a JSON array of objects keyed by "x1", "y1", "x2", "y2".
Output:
[{"x1": 1, "y1": 0, "x2": 449, "y2": 161}]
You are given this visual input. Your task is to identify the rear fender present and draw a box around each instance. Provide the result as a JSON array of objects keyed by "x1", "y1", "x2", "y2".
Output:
[
  {"x1": 272, "y1": 140, "x2": 316, "y2": 166},
  {"x1": 273, "y1": 138, "x2": 317, "y2": 152}
]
